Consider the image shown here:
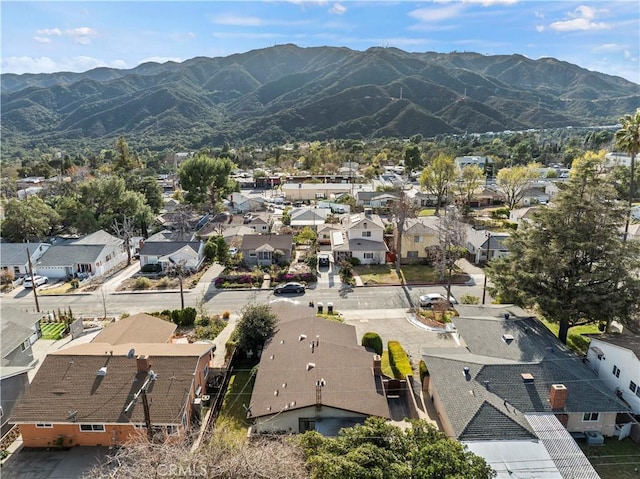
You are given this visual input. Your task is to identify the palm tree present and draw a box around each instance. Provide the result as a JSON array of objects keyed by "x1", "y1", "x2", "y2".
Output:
[{"x1": 615, "y1": 108, "x2": 640, "y2": 242}]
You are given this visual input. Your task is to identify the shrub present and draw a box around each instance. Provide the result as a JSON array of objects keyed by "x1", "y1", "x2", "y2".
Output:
[
  {"x1": 419, "y1": 360, "x2": 430, "y2": 383},
  {"x1": 362, "y1": 332, "x2": 383, "y2": 355},
  {"x1": 388, "y1": 340, "x2": 413, "y2": 378},
  {"x1": 169, "y1": 307, "x2": 197, "y2": 327},
  {"x1": 460, "y1": 294, "x2": 480, "y2": 305},
  {"x1": 141, "y1": 263, "x2": 162, "y2": 273},
  {"x1": 133, "y1": 277, "x2": 151, "y2": 289},
  {"x1": 305, "y1": 254, "x2": 318, "y2": 269},
  {"x1": 1, "y1": 269, "x2": 15, "y2": 284},
  {"x1": 490, "y1": 208, "x2": 510, "y2": 219},
  {"x1": 275, "y1": 272, "x2": 317, "y2": 283},
  {"x1": 157, "y1": 277, "x2": 170, "y2": 288},
  {"x1": 222, "y1": 310, "x2": 231, "y2": 320},
  {"x1": 348, "y1": 257, "x2": 361, "y2": 266}
]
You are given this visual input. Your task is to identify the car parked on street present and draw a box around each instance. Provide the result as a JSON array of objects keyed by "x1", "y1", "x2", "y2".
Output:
[
  {"x1": 23, "y1": 275, "x2": 49, "y2": 288},
  {"x1": 419, "y1": 292, "x2": 457, "y2": 308},
  {"x1": 274, "y1": 282, "x2": 306, "y2": 294}
]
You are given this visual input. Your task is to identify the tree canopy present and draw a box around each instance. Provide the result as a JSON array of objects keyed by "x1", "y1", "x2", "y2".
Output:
[
  {"x1": 0, "y1": 196, "x2": 59, "y2": 241},
  {"x1": 235, "y1": 303, "x2": 278, "y2": 355},
  {"x1": 420, "y1": 152, "x2": 456, "y2": 216},
  {"x1": 614, "y1": 108, "x2": 640, "y2": 240},
  {"x1": 178, "y1": 154, "x2": 234, "y2": 210},
  {"x1": 496, "y1": 164, "x2": 539, "y2": 209},
  {"x1": 487, "y1": 151, "x2": 640, "y2": 343},
  {"x1": 299, "y1": 417, "x2": 495, "y2": 479}
]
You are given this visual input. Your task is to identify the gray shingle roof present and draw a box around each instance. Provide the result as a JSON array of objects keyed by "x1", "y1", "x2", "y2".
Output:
[
  {"x1": 1, "y1": 305, "x2": 42, "y2": 361},
  {"x1": 38, "y1": 244, "x2": 106, "y2": 266},
  {"x1": 139, "y1": 241, "x2": 200, "y2": 256},
  {"x1": 240, "y1": 234, "x2": 293, "y2": 252},
  {"x1": 586, "y1": 333, "x2": 640, "y2": 358},
  {"x1": 71, "y1": 230, "x2": 122, "y2": 246},
  {"x1": 249, "y1": 317, "x2": 389, "y2": 420},
  {"x1": 0, "y1": 243, "x2": 47, "y2": 266}
]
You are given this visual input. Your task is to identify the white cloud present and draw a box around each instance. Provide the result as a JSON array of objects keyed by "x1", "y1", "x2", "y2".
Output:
[
  {"x1": 1, "y1": 55, "x2": 126, "y2": 74},
  {"x1": 111, "y1": 60, "x2": 128, "y2": 70},
  {"x1": 535, "y1": 25, "x2": 545, "y2": 32},
  {"x1": 329, "y1": 3, "x2": 346, "y2": 15},
  {"x1": 549, "y1": 6, "x2": 609, "y2": 32},
  {"x1": 36, "y1": 28, "x2": 62, "y2": 36},
  {"x1": 593, "y1": 43, "x2": 624, "y2": 53},
  {"x1": 211, "y1": 14, "x2": 263, "y2": 26},
  {"x1": 409, "y1": 4, "x2": 464, "y2": 23},
  {"x1": 65, "y1": 27, "x2": 98, "y2": 44},
  {"x1": 33, "y1": 36, "x2": 52, "y2": 44}
]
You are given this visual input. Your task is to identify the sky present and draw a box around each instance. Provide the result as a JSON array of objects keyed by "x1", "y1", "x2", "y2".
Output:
[{"x1": 1, "y1": 1, "x2": 639, "y2": 83}]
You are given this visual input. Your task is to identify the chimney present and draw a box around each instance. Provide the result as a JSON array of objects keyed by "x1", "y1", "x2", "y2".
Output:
[
  {"x1": 136, "y1": 355, "x2": 150, "y2": 373},
  {"x1": 373, "y1": 355, "x2": 382, "y2": 376},
  {"x1": 549, "y1": 384, "x2": 568, "y2": 410}
]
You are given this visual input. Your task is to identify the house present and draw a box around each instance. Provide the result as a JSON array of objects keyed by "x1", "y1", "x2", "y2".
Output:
[
  {"x1": 584, "y1": 333, "x2": 640, "y2": 414},
  {"x1": 146, "y1": 229, "x2": 195, "y2": 242},
  {"x1": 289, "y1": 207, "x2": 331, "y2": 229},
  {"x1": 1, "y1": 305, "x2": 43, "y2": 368},
  {"x1": 509, "y1": 206, "x2": 538, "y2": 226},
  {"x1": 10, "y1": 342, "x2": 214, "y2": 447},
  {"x1": 138, "y1": 241, "x2": 205, "y2": 272},
  {"x1": 316, "y1": 223, "x2": 341, "y2": 247},
  {"x1": 230, "y1": 192, "x2": 264, "y2": 214},
  {"x1": 240, "y1": 234, "x2": 293, "y2": 266},
  {"x1": 396, "y1": 217, "x2": 439, "y2": 264},
  {"x1": 454, "y1": 156, "x2": 493, "y2": 170},
  {"x1": 1, "y1": 366, "x2": 31, "y2": 436},
  {"x1": 423, "y1": 305, "x2": 630, "y2": 443},
  {"x1": 356, "y1": 190, "x2": 399, "y2": 209},
  {"x1": 465, "y1": 228, "x2": 510, "y2": 264},
  {"x1": 0, "y1": 242, "x2": 50, "y2": 279},
  {"x1": 36, "y1": 230, "x2": 127, "y2": 280},
  {"x1": 244, "y1": 213, "x2": 271, "y2": 234},
  {"x1": 405, "y1": 187, "x2": 439, "y2": 208},
  {"x1": 470, "y1": 187, "x2": 505, "y2": 207},
  {"x1": 248, "y1": 316, "x2": 389, "y2": 435},
  {"x1": 91, "y1": 313, "x2": 177, "y2": 345},
  {"x1": 332, "y1": 210, "x2": 388, "y2": 265},
  {"x1": 281, "y1": 183, "x2": 355, "y2": 202}
]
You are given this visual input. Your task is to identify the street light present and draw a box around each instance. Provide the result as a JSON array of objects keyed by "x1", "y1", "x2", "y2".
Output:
[{"x1": 482, "y1": 231, "x2": 491, "y2": 305}]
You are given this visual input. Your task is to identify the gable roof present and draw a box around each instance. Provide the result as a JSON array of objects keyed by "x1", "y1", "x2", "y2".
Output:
[
  {"x1": 10, "y1": 342, "x2": 212, "y2": 425},
  {"x1": 240, "y1": 234, "x2": 293, "y2": 251},
  {"x1": 348, "y1": 212, "x2": 385, "y2": 230},
  {"x1": 37, "y1": 244, "x2": 107, "y2": 266},
  {"x1": 1, "y1": 306, "x2": 41, "y2": 364},
  {"x1": 403, "y1": 217, "x2": 439, "y2": 234},
  {"x1": 249, "y1": 317, "x2": 389, "y2": 420},
  {"x1": 71, "y1": 230, "x2": 122, "y2": 246},
  {"x1": 0, "y1": 243, "x2": 48, "y2": 266},
  {"x1": 139, "y1": 241, "x2": 201, "y2": 256},
  {"x1": 91, "y1": 313, "x2": 177, "y2": 345},
  {"x1": 586, "y1": 333, "x2": 640, "y2": 358}
]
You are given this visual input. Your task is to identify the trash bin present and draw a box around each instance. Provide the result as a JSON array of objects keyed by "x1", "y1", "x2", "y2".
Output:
[
  {"x1": 327, "y1": 302, "x2": 333, "y2": 314},
  {"x1": 317, "y1": 302, "x2": 323, "y2": 314}
]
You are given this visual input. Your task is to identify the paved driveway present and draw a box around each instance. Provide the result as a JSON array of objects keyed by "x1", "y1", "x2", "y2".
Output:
[{"x1": 2, "y1": 447, "x2": 112, "y2": 479}]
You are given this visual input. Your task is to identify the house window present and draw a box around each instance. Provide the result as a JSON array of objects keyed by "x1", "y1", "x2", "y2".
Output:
[
  {"x1": 20, "y1": 339, "x2": 30, "y2": 352},
  {"x1": 35, "y1": 423, "x2": 53, "y2": 428},
  {"x1": 249, "y1": 252, "x2": 257, "y2": 257},
  {"x1": 13, "y1": 266, "x2": 20, "y2": 275},
  {"x1": 362, "y1": 231, "x2": 372, "y2": 237},
  {"x1": 363, "y1": 253, "x2": 374, "y2": 259},
  {"x1": 630, "y1": 381, "x2": 638, "y2": 393},
  {"x1": 582, "y1": 412, "x2": 600, "y2": 422},
  {"x1": 258, "y1": 252, "x2": 271, "y2": 261},
  {"x1": 613, "y1": 365, "x2": 621, "y2": 378},
  {"x1": 166, "y1": 425, "x2": 178, "y2": 435},
  {"x1": 407, "y1": 251, "x2": 419, "y2": 258},
  {"x1": 80, "y1": 424, "x2": 105, "y2": 432},
  {"x1": 414, "y1": 235, "x2": 423, "y2": 243}
]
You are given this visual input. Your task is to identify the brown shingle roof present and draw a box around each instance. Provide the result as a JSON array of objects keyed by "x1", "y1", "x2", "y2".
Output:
[
  {"x1": 10, "y1": 343, "x2": 212, "y2": 425},
  {"x1": 249, "y1": 317, "x2": 389, "y2": 419},
  {"x1": 91, "y1": 313, "x2": 177, "y2": 345}
]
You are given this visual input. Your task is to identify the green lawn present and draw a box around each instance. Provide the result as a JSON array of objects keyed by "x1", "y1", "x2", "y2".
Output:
[
  {"x1": 580, "y1": 437, "x2": 640, "y2": 479},
  {"x1": 216, "y1": 358, "x2": 258, "y2": 439},
  {"x1": 418, "y1": 208, "x2": 436, "y2": 216},
  {"x1": 40, "y1": 323, "x2": 67, "y2": 340},
  {"x1": 538, "y1": 318, "x2": 600, "y2": 355},
  {"x1": 354, "y1": 265, "x2": 400, "y2": 285},
  {"x1": 400, "y1": 265, "x2": 468, "y2": 284}
]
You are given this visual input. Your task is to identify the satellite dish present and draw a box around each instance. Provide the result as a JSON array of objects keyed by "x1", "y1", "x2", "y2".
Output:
[{"x1": 127, "y1": 348, "x2": 136, "y2": 359}]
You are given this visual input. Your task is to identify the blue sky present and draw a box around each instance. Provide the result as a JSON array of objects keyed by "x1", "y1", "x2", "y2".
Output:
[{"x1": 2, "y1": 1, "x2": 639, "y2": 83}]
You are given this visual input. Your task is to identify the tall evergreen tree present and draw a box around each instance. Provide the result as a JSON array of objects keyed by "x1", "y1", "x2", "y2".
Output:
[
  {"x1": 614, "y1": 108, "x2": 640, "y2": 241},
  {"x1": 487, "y1": 151, "x2": 640, "y2": 344}
]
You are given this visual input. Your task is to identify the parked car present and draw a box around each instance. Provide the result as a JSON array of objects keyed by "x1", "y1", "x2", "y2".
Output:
[
  {"x1": 228, "y1": 247, "x2": 239, "y2": 256},
  {"x1": 23, "y1": 275, "x2": 48, "y2": 288},
  {"x1": 419, "y1": 292, "x2": 457, "y2": 308},
  {"x1": 318, "y1": 254, "x2": 330, "y2": 267},
  {"x1": 274, "y1": 282, "x2": 306, "y2": 294}
]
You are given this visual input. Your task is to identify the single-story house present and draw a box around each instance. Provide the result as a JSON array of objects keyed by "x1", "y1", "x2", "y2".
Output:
[
  {"x1": 282, "y1": 183, "x2": 355, "y2": 202},
  {"x1": 249, "y1": 316, "x2": 389, "y2": 435},
  {"x1": 1, "y1": 305, "x2": 43, "y2": 368},
  {"x1": 138, "y1": 241, "x2": 205, "y2": 272},
  {"x1": 1, "y1": 366, "x2": 31, "y2": 436},
  {"x1": 289, "y1": 207, "x2": 331, "y2": 229},
  {"x1": 465, "y1": 228, "x2": 510, "y2": 264},
  {"x1": 356, "y1": 191, "x2": 399, "y2": 209},
  {"x1": 10, "y1": 342, "x2": 214, "y2": 447},
  {"x1": 35, "y1": 230, "x2": 127, "y2": 280},
  {"x1": 584, "y1": 333, "x2": 640, "y2": 415},
  {"x1": 91, "y1": 313, "x2": 177, "y2": 345},
  {"x1": 240, "y1": 234, "x2": 293, "y2": 266},
  {"x1": 229, "y1": 192, "x2": 265, "y2": 214},
  {"x1": 245, "y1": 213, "x2": 271, "y2": 234},
  {"x1": 0, "y1": 242, "x2": 50, "y2": 279}
]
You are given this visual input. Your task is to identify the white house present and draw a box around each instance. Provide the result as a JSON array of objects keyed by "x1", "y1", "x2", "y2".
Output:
[
  {"x1": 332, "y1": 210, "x2": 388, "y2": 265},
  {"x1": 139, "y1": 241, "x2": 205, "y2": 272},
  {"x1": 585, "y1": 334, "x2": 640, "y2": 414},
  {"x1": 0, "y1": 243, "x2": 50, "y2": 278},
  {"x1": 454, "y1": 156, "x2": 493, "y2": 170},
  {"x1": 465, "y1": 228, "x2": 510, "y2": 264},
  {"x1": 230, "y1": 192, "x2": 264, "y2": 213}
]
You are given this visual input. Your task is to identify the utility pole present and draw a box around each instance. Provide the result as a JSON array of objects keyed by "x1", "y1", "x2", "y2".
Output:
[
  {"x1": 141, "y1": 387, "x2": 153, "y2": 441},
  {"x1": 482, "y1": 231, "x2": 491, "y2": 305},
  {"x1": 26, "y1": 246, "x2": 40, "y2": 312}
]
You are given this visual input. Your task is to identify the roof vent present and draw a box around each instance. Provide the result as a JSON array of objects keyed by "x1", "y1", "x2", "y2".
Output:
[
  {"x1": 502, "y1": 334, "x2": 515, "y2": 344},
  {"x1": 274, "y1": 390, "x2": 278, "y2": 396},
  {"x1": 504, "y1": 313, "x2": 510, "y2": 320},
  {"x1": 282, "y1": 383, "x2": 287, "y2": 389},
  {"x1": 97, "y1": 367, "x2": 107, "y2": 376},
  {"x1": 299, "y1": 334, "x2": 307, "y2": 341},
  {"x1": 306, "y1": 362, "x2": 315, "y2": 371},
  {"x1": 521, "y1": 373, "x2": 534, "y2": 383},
  {"x1": 463, "y1": 367, "x2": 470, "y2": 377}
]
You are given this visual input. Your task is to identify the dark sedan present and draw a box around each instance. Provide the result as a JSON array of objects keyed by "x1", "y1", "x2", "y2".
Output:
[{"x1": 274, "y1": 282, "x2": 306, "y2": 294}]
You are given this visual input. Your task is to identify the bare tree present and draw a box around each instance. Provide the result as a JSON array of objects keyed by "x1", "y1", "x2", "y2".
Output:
[
  {"x1": 432, "y1": 207, "x2": 467, "y2": 300},
  {"x1": 112, "y1": 216, "x2": 135, "y2": 266},
  {"x1": 168, "y1": 258, "x2": 189, "y2": 310},
  {"x1": 389, "y1": 189, "x2": 418, "y2": 277}
]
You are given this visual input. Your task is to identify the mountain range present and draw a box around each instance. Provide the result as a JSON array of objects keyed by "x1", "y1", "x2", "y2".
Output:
[{"x1": 2, "y1": 44, "x2": 639, "y2": 152}]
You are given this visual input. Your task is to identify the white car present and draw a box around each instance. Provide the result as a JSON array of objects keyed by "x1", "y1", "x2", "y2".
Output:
[
  {"x1": 419, "y1": 292, "x2": 457, "y2": 308},
  {"x1": 24, "y1": 275, "x2": 48, "y2": 288}
]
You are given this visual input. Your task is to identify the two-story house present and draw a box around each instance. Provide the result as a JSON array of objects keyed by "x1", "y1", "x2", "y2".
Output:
[
  {"x1": 332, "y1": 210, "x2": 388, "y2": 265},
  {"x1": 396, "y1": 217, "x2": 439, "y2": 264}
]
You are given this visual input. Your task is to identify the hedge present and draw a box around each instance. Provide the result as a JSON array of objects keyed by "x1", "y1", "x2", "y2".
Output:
[
  {"x1": 388, "y1": 340, "x2": 413, "y2": 378},
  {"x1": 214, "y1": 272, "x2": 263, "y2": 288},
  {"x1": 362, "y1": 332, "x2": 383, "y2": 355},
  {"x1": 274, "y1": 272, "x2": 317, "y2": 283},
  {"x1": 419, "y1": 360, "x2": 430, "y2": 382}
]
